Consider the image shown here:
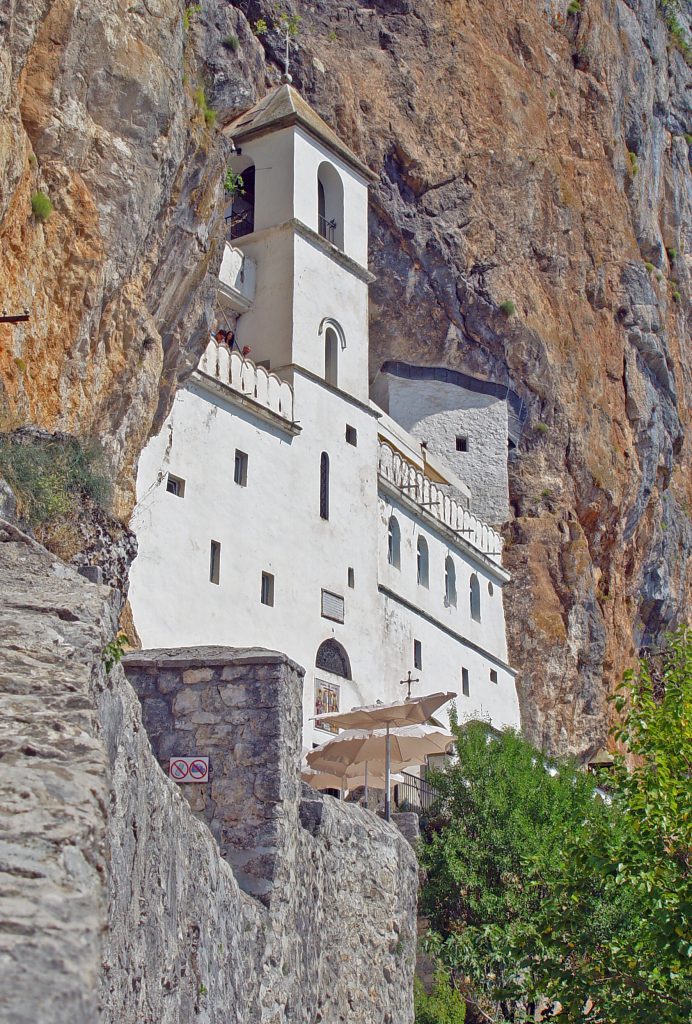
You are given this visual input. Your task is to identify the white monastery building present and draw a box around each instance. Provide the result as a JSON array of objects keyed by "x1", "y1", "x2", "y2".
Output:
[{"x1": 129, "y1": 84, "x2": 521, "y2": 747}]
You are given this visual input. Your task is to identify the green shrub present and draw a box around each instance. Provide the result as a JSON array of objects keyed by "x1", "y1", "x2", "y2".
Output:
[
  {"x1": 193, "y1": 86, "x2": 216, "y2": 128},
  {"x1": 644, "y1": 261, "x2": 654, "y2": 273},
  {"x1": 0, "y1": 432, "x2": 111, "y2": 529},
  {"x1": 667, "y1": 246, "x2": 678, "y2": 261},
  {"x1": 684, "y1": 133, "x2": 692, "y2": 145},
  {"x1": 499, "y1": 300, "x2": 516, "y2": 317},
  {"x1": 534, "y1": 422, "x2": 550, "y2": 434},
  {"x1": 567, "y1": 1, "x2": 581, "y2": 13},
  {"x1": 626, "y1": 150, "x2": 639, "y2": 176},
  {"x1": 254, "y1": 17, "x2": 268, "y2": 34},
  {"x1": 182, "y1": 4, "x2": 201, "y2": 31},
  {"x1": 224, "y1": 169, "x2": 244, "y2": 196},
  {"x1": 222, "y1": 33, "x2": 239, "y2": 51},
  {"x1": 28, "y1": 153, "x2": 37, "y2": 167},
  {"x1": 414, "y1": 974, "x2": 465, "y2": 1024},
  {"x1": 672, "y1": 288, "x2": 681, "y2": 303},
  {"x1": 31, "y1": 190, "x2": 53, "y2": 221}
]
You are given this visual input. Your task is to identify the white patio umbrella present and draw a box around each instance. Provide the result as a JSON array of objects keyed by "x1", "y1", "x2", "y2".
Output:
[
  {"x1": 301, "y1": 765, "x2": 403, "y2": 798},
  {"x1": 313, "y1": 691, "x2": 456, "y2": 819},
  {"x1": 307, "y1": 722, "x2": 454, "y2": 819}
]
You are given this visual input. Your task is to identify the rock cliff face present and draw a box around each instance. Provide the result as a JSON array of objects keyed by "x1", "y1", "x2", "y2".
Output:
[{"x1": 1, "y1": 0, "x2": 690, "y2": 754}]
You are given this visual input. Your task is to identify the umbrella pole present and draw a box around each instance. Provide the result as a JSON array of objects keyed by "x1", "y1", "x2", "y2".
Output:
[
  {"x1": 385, "y1": 724, "x2": 391, "y2": 822},
  {"x1": 364, "y1": 761, "x2": 369, "y2": 809}
]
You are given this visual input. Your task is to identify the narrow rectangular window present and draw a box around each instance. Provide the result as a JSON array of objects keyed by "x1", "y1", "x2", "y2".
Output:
[
  {"x1": 347, "y1": 567, "x2": 355, "y2": 589},
  {"x1": 345, "y1": 424, "x2": 357, "y2": 446},
  {"x1": 166, "y1": 473, "x2": 185, "y2": 497},
  {"x1": 261, "y1": 571, "x2": 274, "y2": 606},
  {"x1": 320, "y1": 452, "x2": 330, "y2": 520},
  {"x1": 209, "y1": 540, "x2": 221, "y2": 584},
  {"x1": 456, "y1": 436, "x2": 468, "y2": 452},
  {"x1": 462, "y1": 667, "x2": 470, "y2": 697},
  {"x1": 414, "y1": 639, "x2": 422, "y2": 671},
  {"x1": 490, "y1": 668, "x2": 498, "y2": 685},
  {"x1": 234, "y1": 450, "x2": 248, "y2": 487}
]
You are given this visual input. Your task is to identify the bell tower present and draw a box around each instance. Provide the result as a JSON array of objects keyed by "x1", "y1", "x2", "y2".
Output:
[{"x1": 223, "y1": 84, "x2": 377, "y2": 403}]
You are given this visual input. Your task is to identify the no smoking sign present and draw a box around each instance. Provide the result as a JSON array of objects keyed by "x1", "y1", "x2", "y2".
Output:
[{"x1": 169, "y1": 756, "x2": 209, "y2": 783}]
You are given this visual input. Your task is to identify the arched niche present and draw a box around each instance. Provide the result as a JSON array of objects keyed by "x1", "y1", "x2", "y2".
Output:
[
  {"x1": 317, "y1": 161, "x2": 344, "y2": 249},
  {"x1": 225, "y1": 156, "x2": 255, "y2": 240},
  {"x1": 315, "y1": 638, "x2": 352, "y2": 680},
  {"x1": 319, "y1": 318, "x2": 346, "y2": 388}
]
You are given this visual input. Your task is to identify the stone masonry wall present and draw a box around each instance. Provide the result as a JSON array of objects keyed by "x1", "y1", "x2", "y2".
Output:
[
  {"x1": 0, "y1": 521, "x2": 418, "y2": 1024},
  {"x1": 123, "y1": 647, "x2": 302, "y2": 902}
]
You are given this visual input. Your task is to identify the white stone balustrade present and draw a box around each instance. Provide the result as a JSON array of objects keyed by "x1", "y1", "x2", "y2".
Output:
[
  {"x1": 197, "y1": 339, "x2": 295, "y2": 423},
  {"x1": 377, "y1": 440, "x2": 503, "y2": 563}
]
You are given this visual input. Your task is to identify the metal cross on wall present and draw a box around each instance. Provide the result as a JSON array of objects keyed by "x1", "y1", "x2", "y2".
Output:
[{"x1": 400, "y1": 670, "x2": 420, "y2": 700}]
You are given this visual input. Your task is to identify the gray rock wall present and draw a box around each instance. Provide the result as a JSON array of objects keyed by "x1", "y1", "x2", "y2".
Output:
[{"x1": 0, "y1": 521, "x2": 417, "y2": 1024}]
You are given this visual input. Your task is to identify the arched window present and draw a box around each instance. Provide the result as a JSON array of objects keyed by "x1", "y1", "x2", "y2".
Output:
[
  {"x1": 320, "y1": 452, "x2": 330, "y2": 520},
  {"x1": 388, "y1": 516, "x2": 401, "y2": 569},
  {"x1": 317, "y1": 162, "x2": 344, "y2": 249},
  {"x1": 470, "y1": 573, "x2": 481, "y2": 621},
  {"x1": 225, "y1": 161, "x2": 255, "y2": 240},
  {"x1": 316, "y1": 638, "x2": 352, "y2": 679},
  {"x1": 444, "y1": 556, "x2": 457, "y2": 607},
  {"x1": 417, "y1": 536, "x2": 429, "y2": 588},
  {"x1": 325, "y1": 327, "x2": 338, "y2": 387}
]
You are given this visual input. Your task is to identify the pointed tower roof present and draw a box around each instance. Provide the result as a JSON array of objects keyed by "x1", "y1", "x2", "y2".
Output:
[{"x1": 226, "y1": 84, "x2": 378, "y2": 183}]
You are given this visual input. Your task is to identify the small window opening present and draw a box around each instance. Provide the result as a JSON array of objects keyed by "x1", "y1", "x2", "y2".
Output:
[
  {"x1": 456, "y1": 436, "x2": 468, "y2": 452},
  {"x1": 227, "y1": 164, "x2": 255, "y2": 240},
  {"x1": 317, "y1": 162, "x2": 344, "y2": 249},
  {"x1": 345, "y1": 424, "x2": 357, "y2": 446},
  {"x1": 417, "y1": 536, "x2": 429, "y2": 588},
  {"x1": 166, "y1": 474, "x2": 185, "y2": 497},
  {"x1": 414, "y1": 640, "x2": 423, "y2": 671},
  {"x1": 209, "y1": 541, "x2": 221, "y2": 585},
  {"x1": 488, "y1": 581, "x2": 494, "y2": 596},
  {"x1": 347, "y1": 567, "x2": 355, "y2": 588},
  {"x1": 490, "y1": 669, "x2": 498, "y2": 685},
  {"x1": 462, "y1": 667, "x2": 470, "y2": 697},
  {"x1": 234, "y1": 450, "x2": 248, "y2": 487},
  {"x1": 444, "y1": 556, "x2": 457, "y2": 607},
  {"x1": 320, "y1": 452, "x2": 330, "y2": 520},
  {"x1": 387, "y1": 516, "x2": 401, "y2": 569},
  {"x1": 261, "y1": 571, "x2": 274, "y2": 606},
  {"x1": 470, "y1": 573, "x2": 481, "y2": 622}
]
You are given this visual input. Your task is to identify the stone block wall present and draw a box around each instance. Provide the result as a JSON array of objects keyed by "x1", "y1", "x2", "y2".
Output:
[{"x1": 123, "y1": 647, "x2": 303, "y2": 901}]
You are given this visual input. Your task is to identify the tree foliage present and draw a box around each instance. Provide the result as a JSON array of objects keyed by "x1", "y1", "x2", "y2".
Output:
[{"x1": 421, "y1": 630, "x2": 692, "y2": 1023}]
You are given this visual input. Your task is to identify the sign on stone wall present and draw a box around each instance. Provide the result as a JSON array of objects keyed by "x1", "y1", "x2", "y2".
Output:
[
  {"x1": 169, "y1": 756, "x2": 209, "y2": 783},
  {"x1": 315, "y1": 680, "x2": 340, "y2": 733}
]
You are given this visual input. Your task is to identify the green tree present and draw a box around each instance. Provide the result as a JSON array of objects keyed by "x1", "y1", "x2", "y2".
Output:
[
  {"x1": 420, "y1": 720, "x2": 607, "y2": 1021},
  {"x1": 514, "y1": 627, "x2": 692, "y2": 1023}
]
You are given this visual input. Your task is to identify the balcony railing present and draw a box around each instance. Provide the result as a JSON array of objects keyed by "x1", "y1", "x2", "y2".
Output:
[
  {"x1": 377, "y1": 440, "x2": 503, "y2": 563},
  {"x1": 197, "y1": 340, "x2": 295, "y2": 423},
  {"x1": 394, "y1": 770, "x2": 440, "y2": 813},
  {"x1": 318, "y1": 215, "x2": 337, "y2": 244}
]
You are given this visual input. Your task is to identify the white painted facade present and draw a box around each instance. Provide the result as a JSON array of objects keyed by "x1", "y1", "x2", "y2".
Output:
[{"x1": 128, "y1": 85, "x2": 520, "y2": 747}]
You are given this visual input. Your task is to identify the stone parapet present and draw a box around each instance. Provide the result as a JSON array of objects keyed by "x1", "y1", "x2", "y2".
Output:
[{"x1": 123, "y1": 646, "x2": 303, "y2": 901}]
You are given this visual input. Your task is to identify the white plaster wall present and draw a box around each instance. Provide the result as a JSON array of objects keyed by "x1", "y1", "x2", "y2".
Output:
[
  {"x1": 384, "y1": 377, "x2": 510, "y2": 526},
  {"x1": 293, "y1": 128, "x2": 369, "y2": 268},
  {"x1": 240, "y1": 128, "x2": 295, "y2": 233},
  {"x1": 129, "y1": 373, "x2": 383, "y2": 749},
  {"x1": 377, "y1": 494, "x2": 510, "y2": 664},
  {"x1": 232, "y1": 228, "x2": 295, "y2": 368},
  {"x1": 292, "y1": 234, "x2": 370, "y2": 400}
]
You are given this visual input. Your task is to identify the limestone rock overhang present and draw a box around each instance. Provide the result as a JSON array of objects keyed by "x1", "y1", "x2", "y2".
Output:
[{"x1": 225, "y1": 84, "x2": 378, "y2": 185}]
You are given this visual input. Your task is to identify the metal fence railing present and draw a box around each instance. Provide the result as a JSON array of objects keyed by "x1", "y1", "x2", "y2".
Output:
[
  {"x1": 318, "y1": 215, "x2": 336, "y2": 244},
  {"x1": 394, "y1": 770, "x2": 440, "y2": 813}
]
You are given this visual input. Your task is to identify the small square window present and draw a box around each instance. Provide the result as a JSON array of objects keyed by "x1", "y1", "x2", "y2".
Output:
[
  {"x1": 321, "y1": 589, "x2": 345, "y2": 623},
  {"x1": 261, "y1": 571, "x2": 274, "y2": 607},
  {"x1": 345, "y1": 424, "x2": 358, "y2": 446},
  {"x1": 462, "y1": 667, "x2": 470, "y2": 696},
  {"x1": 234, "y1": 450, "x2": 248, "y2": 487},
  {"x1": 347, "y1": 567, "x2": 355, "y2": 589},
  {"x1": 166, "y1": 474, "x2": 185, "y2": 497},
  {"x1": 209, "y1": 540, "x2": 221, "y2": 584},
  {"x1": 490, "y1": 669, "x2": 498, "y2": 685},
  {"x1": 456, "y1": 436, "x2": 468, "y2": 452},
  {"x1": 414, "y1": 639, "x2": 423, "y2": 671}
]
